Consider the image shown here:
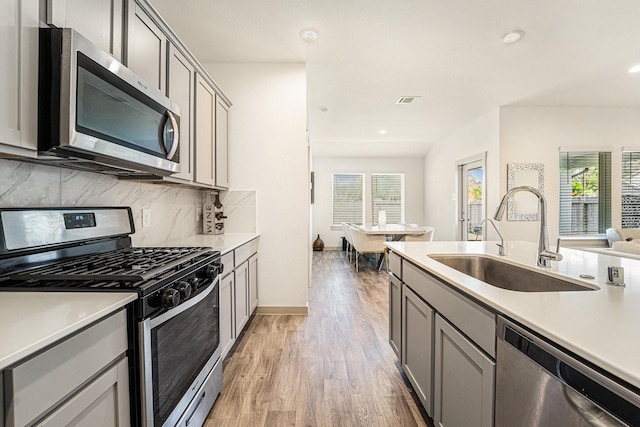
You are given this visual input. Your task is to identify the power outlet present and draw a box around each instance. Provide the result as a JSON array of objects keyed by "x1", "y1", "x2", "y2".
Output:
[{"x1": 142, "y1": 208, "x2": 151, "y2": 228}]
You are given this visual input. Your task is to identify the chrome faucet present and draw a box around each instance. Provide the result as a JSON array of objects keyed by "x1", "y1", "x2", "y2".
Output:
[
  {"x1": 479, "y1": 218, "x2": 505, "y2": 256},
  {"x1": 494, "y1": 186, "x2": 563, "y2": 267}
]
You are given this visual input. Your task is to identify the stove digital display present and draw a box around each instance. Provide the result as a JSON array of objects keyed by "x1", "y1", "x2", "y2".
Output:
[{"x1": 63, "y1": 212, "x2": 96, "y2": 229}]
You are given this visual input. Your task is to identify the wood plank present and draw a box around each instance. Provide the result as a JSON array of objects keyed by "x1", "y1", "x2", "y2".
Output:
[{"x1": 205, "y1": 251, "x2": 431, "y2": 426}]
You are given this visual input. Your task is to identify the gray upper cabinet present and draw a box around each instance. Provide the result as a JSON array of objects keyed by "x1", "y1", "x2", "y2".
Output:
[
  {"x1": 46, "y1": 0, "x2": 124, "y2": 61},
  {"x1": 126, "y1": 1, "x2": 166, "y2": 92},
  {"x1": 0, "y1": 0, "x2": 39, "y2": 155},
  {"x1": 167, "y1": 43, "x2": 195, "y2": 182},
  {"x1": 215, "y1": 96, "x2": 230, "y2": 189},
  {"x1": 194, "y1": 74, "x2": 216, "y2": 187}
]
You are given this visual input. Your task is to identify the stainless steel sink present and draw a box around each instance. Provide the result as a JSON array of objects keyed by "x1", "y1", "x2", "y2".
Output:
[{"x1": 428, "y1": 254, "x2": 599, "y2": 292}]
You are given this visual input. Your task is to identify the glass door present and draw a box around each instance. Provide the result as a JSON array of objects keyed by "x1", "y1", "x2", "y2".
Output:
[{"x1": 458, "y1": 158, "x2": 485, "y2": 241}]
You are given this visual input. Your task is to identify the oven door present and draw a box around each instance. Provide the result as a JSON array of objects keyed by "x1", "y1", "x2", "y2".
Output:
[{"x1": 139, "y1": 277, "x2": 220, "y2": 427}]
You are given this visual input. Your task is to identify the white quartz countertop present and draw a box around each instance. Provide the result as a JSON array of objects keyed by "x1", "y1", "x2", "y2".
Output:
[
  {"x1": 159, "y1": 233, "x2": 260, "y2": 254},
  {"x1": 386, "y1": 240, "x2": 640, "y2": 389},
  {"x1": 0, "y1": 292, "x2": 137, "y2": 369}
]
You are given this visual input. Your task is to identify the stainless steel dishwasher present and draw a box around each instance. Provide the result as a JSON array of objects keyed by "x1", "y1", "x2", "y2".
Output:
[{"x1": 496, "y1": 316, "x2": 640, "y2": 427}]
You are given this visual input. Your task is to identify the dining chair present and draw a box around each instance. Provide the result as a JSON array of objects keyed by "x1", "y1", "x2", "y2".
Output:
[
  {"x1": 342, "y1": 223, "x2": 353, "y2": 262},
  {"x1": 401, "y1": 227, "x2": 435, "y2": 242},
  {"x1": 349, "y1": 227, "x2": 387, "y2": 272}
]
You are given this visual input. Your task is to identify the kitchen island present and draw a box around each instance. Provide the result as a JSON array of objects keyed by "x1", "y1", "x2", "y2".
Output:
[{"x1": 387, "y1": 240, "x2": 640, "y2": 426}]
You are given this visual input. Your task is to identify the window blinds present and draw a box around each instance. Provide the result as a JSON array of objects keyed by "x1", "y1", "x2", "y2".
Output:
[
  {"x1": 371, "y1": 173, "x2": 404, "y2": 225},
  {"x1": 332, "y1": 173, "x2": 364, "y2": 225},
  {"x1": 622, "y1": 152, "x2": 640, "y2": 228},
  {"x1": 559, "y1": 151, "x2": 611, "y2": 235}
]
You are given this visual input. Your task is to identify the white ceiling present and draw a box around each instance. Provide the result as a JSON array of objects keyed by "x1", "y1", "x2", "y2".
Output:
[{"x1": 149, "y1": 0, "x2": 640, "y2": 158}]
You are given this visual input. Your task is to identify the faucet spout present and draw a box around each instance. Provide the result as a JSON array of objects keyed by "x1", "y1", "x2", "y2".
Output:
[
  {"x1": 480, "y1": 218, "x2": 505, "y2": 256},
  {"x1": 494, "y1": 186, "x2": 563, "y2": 267}
]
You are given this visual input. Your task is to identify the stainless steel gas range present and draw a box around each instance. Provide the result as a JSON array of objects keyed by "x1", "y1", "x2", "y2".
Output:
[{"x1": 0, "y1": 207, "x2": 223, "y2": 427}]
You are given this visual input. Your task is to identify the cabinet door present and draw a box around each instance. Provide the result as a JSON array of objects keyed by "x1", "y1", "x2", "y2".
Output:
[
  {"x1": 0, "y1": 0, "x2": 38, "y2": 153},
  {"x1": 167, "y1": 44, "x2": 195, "y2": 182},
  {"x1": 126, "y1": 2, "x2": 166, "y2": 92},
  {"x1": 434, "y1": 315, "x2": 494, "y2": 427},
  {"x1": 220, "y1": 273, "x2": 235, "y2": 358},
  {"x1": 234, "y1": 261, "x2": 250, "y2": 333},
  {"x1": 47, "y1": 0, "x2": 123, "y2": 61},
  {"x1": 389, "y1": 274, "x2": 402, "y2": 360},
  {"x1": 37, "y1": 357, "x2": 130, "y2": 427},
  {"x1": 402, "y1": 284, "x2": 434, "y2": 416},
  {"x1": 248, "y1": 254, "x2": 258, "y2": 314},
  {"x1": 194, "y1": 74, "x2": 216, "y2": 186},
  {"x1": 215, "y1": 96, "x2": 229, "y2": 188}
]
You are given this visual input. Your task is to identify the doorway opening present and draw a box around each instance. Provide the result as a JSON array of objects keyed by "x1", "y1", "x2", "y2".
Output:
[{"x1": 457, "y1": 153, "x2": 486, "y2": 241}]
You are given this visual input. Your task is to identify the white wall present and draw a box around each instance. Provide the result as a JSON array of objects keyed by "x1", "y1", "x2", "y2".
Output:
[
  {"x1": 499, "y1": 106, "x2": 640, "y2": 243},
  {"x1": 312, "y1": 157, "x2": 424, "y2": 248},
  {"x1": 205, "y1": 63, "x2": 309, "y2": 310},
  {"x1": 424, "y1": 109, "x2": 501, "y2": 241}
]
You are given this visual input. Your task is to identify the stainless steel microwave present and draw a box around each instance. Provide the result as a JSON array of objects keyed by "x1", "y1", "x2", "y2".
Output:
[{"x1": 38, "y1": 28, "x2": 180, "y2": 176}]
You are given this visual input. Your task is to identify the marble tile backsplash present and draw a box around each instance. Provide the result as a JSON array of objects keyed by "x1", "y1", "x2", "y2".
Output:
[
  {"x1": 219, "y1": 190, "x2": 256, "y2": 233},
  {"x1": 0, "y1": 159, "x2": 202, "y2": 246}
]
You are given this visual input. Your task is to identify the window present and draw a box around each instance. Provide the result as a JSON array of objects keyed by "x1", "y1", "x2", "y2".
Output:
[
  {"x1": 622, "y1": 152, "x2": 640, "y2": 228},
  {"x1": 332, "y1": 173, "x2": 364, "y2": 225},
  {"x1": 371, "y1": 173, "x2": 405, "y2": 225},
  {"x1": 559, "y1": 151, "x2": 611, "y2": 235}
]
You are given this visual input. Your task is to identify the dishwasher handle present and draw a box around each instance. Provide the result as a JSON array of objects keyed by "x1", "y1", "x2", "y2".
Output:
[{"x1": 498, "y1": 317, "x2": 640, "y2": 426}]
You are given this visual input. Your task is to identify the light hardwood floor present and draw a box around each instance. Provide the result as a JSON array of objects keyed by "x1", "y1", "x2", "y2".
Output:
[{"x1": 206, "y1": 250, "x2": 431, "y2": 427}]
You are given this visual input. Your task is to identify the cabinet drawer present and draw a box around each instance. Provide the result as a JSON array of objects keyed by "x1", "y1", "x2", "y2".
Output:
[
  {"x1": 404, "y1": 261, "x2": 496, "y2": 357},
  {"x1": 389, "y1": 251, "x2": 402, "y2": 279},
  {"x1": 235, "y1": 238, "x2": 258, "y2": 267},
  {"x1": 221, "y1": 251, "x2": 234, "y2": 277},
  {"x1": 5, "y1": 310, "x2": 128, "y2": 427}
]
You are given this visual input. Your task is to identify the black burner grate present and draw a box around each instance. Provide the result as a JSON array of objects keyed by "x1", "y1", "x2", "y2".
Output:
[{"x1": 9, "y1": 247, "x2": 213, "y2": 283}]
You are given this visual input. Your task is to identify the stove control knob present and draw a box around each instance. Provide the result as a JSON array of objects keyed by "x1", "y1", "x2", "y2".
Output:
[
  {"x1": 162, "y1": 288, "x2": 180, "y2": 309},
  {"x1": 205, "y1": 264, "x2": 221, "y2": 279},
  {"x1": 176, "y1": 281, "x2": 192, "y2": 300},
  {"x1": 189, "y1": 277, "x2": 200, "y2": 291}
]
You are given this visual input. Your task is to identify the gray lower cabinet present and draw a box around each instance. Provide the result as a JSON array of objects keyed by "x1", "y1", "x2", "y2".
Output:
[
  {"x1": 234, "y1": 261, "x2": 250, "y2": 333},
  {"x1": 248, "y1": 254, "x2": 258, "y2": 313},
  {"x1": 37, "y1": 357, "x2": 130, "y2": 427},
  {"x1": 401, "y1": 284, "x2": 434, "y2": 417},
  {"x1": 388, "y1": 273, "x2": 402, "y2": 360},
  {"x1": 3, "y1": 310, "x2": 129, "y2": 427},
  {"x1": 220, "y1": 271, "x2": 235, "y2": 358},
  {"x1": 434, "y1": 314, "x2": 495, "y2": 427}
]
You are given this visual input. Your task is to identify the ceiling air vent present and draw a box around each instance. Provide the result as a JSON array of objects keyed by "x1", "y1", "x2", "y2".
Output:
[{"x1": 396, "y1": 96, "x2": 420, "y2": 104}]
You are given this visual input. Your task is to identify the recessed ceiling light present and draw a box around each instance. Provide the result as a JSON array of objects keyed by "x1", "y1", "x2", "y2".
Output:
[
  {"x1": 379, "y1": 130, "x2": 387, "y2": 135},
  {"x1": 300, "y1": 28, "x2": 319, "y2": 41},
  {"x1": 629, "y1": 65, "x2": 640, "y2": 73},
  {"x1": 502, "y1": 30, "x2": 524, "y2": 44}
]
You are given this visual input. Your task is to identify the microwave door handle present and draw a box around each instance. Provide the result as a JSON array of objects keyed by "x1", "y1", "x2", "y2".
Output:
[{"x1": 163, "y1": 110, "x2": 180, "y2": 160}]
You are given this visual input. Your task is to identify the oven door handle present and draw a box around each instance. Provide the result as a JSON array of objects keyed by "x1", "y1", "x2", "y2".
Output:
[{"x1": 149, "y1": 276, "x2": 219, "y2": 329}]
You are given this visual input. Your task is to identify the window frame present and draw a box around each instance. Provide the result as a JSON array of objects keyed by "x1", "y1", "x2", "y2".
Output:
[
  {"x1": 331, "y1": 173, "x2": 365, "y2": 226},
  {"x1": 558, "y1": 150, "x2": 611, "y2": 235},
  {"x1": 621, "y1": 151, "x2": 640, "y2": 229},
  {"x1": 371, "y1": 173, "x2": 405, "y2": 225}
]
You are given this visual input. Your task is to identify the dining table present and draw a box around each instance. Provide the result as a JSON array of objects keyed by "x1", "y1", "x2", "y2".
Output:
[
  {"x1": 349, "y1": 223, "x2": 431, "y2": 271},
  {"x1": 350, "y1": 223, "x2": 430, "y2": 241}
]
